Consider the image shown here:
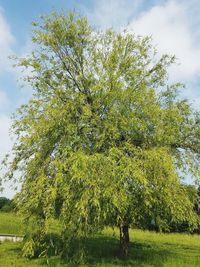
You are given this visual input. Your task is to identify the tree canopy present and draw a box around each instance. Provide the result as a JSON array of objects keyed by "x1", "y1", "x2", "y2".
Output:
[{"x1": 1, "y1": 11, "x2": 200, "y2": 258}]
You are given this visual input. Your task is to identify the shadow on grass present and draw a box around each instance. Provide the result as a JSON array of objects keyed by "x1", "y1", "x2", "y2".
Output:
[{"x1": 65, "y1": 235, "x2": 174, "y2": 267}]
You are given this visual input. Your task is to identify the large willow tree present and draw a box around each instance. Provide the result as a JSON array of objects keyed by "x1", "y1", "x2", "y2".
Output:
[{"x1": 2, "y1": 12, "x2": 200, "y2": 258}]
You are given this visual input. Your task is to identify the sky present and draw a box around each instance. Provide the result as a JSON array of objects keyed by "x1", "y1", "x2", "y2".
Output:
[{"x1": 0, "y1": 0, "x2": 200, "y2": 197}]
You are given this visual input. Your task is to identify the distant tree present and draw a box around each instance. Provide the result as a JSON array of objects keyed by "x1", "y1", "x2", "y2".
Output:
[
  {"x1": 0, "y1": 197, "x2": 10, "y2": 210},
  {"x1": 2, "y1": 12, "x2": 200, "y2": 258},
  {"x1": 0, "y1": 197, "x2": 15, "y2": 212}
]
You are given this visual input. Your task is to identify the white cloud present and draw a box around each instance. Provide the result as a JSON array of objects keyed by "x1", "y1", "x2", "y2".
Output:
[
  {"x1": 0, "y1": 7, "x2": 15, "y2": 72},
  {"x1": 0, "y1": 115, "x2": 12, "y2": 157},
  {"x1": 0, "y1": 115, "x2": 16, "y2": 198},
  {"x1": 0, "y1": 8, "x2": 16, "y2": 197},
  {"x1": 0, "y1": 16, "x2": 14, "y2": 128},
  {"x1": 0, "y1": 90, "x2": 10, "y2": 111},
  {"x1": 84, "y1": 0, "x2": 143, "y2": 29},
  {"x1": 0, "y1": 8, "x2": 32, "y2": 198},
  {"x1": 128, "y1": 1, "x2": 200, "y2": 82}
]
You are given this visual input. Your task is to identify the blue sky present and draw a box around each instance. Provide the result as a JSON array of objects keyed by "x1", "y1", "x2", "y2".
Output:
[{"x1": 0, "y1": 0, "x2": 200, "y2": 197}]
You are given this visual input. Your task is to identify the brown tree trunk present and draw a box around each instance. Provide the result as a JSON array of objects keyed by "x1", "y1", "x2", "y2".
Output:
[{"x1": 119, "y1": 221, "x2": 129, "y2": 257}]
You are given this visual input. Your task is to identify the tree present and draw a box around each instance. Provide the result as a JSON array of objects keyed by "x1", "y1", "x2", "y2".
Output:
[
  {"x1": 1, "y1": 12, "x2": 200, "y2": 258},
  {"x1": 0, "y1": 197, "x2": 15, "y2": 212},
  {"x1": 0, "y1": 197, "x2": 10, "y2": 210}
]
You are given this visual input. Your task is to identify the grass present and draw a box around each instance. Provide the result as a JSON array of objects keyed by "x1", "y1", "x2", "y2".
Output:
[
  {"x1": 0, "y1": 212, "x2": 23, "y2": 235},
  {"x1": 0, "y1": 212, "x2": 200, "y2": 266}
]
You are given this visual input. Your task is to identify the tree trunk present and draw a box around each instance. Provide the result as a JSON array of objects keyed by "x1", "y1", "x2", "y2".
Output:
[{"x1": 119, "y1": 221, "x2": 129, "y2": 257}]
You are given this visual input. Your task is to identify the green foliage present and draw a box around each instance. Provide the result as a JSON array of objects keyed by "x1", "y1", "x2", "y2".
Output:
[
  {"x1": 139, "y1": 184, "x2": 200, "y2": 233},
  {"x1": 169, "y1": 185, "x2": 200, "y2": 233},
  {"x1": 1, "y1": 11, "x2": 200, "y2": 258},
  {"x1": 22, "y1": 233, "x2": 61, "y2": 259}
]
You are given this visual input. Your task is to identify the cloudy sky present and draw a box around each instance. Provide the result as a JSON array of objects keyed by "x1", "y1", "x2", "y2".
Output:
[{"x1": 0, "y1": 0, "x2": 200, "y2": 197}]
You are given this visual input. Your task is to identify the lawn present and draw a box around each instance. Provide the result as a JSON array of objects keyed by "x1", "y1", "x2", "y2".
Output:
[
  {"x1": 0, "y1": 212, "x2": 200, "y2": 267},
  {"x1": 0, "y1": 212, "x2": 23, "y2": 235}
]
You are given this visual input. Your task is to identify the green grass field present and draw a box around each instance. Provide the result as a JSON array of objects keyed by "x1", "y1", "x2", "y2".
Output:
[{"x1": 0, "y1": 212, "x2": 200, "y2": 267}]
